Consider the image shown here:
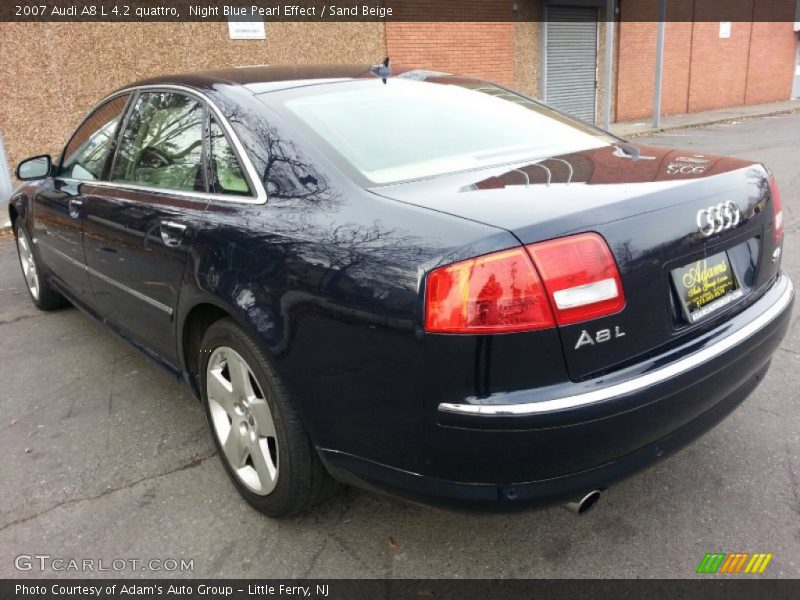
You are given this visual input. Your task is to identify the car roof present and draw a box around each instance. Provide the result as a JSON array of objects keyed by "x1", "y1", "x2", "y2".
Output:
[{"x1": 120, "y1": 64, "x2": 457, "y2": 95}]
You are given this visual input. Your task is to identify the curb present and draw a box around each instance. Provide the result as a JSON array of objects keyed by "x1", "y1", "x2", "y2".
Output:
[{"x1": 616, "y1": 105, "x2": 800, "y2": 139}]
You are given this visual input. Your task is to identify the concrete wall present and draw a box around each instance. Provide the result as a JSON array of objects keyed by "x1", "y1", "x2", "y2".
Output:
[
  {"x1": 0, "y1": 22, "x2": 385, "y2": 176},
  {"x1": 512, "y1": 2, "x2": 543, "y2": 98}
]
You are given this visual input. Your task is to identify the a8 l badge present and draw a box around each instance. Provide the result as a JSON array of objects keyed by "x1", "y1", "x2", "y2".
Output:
[{"x1": 575, "y1": 326, "x2": 626, "y2": 350}]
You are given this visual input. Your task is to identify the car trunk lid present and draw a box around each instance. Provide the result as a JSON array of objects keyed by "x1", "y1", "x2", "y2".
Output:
[{"x1": 371, "y1": 144, "x2": 781, "y2": 380}]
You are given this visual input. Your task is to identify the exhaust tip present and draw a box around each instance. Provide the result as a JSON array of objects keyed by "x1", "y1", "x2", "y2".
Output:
[{"x1": 563, "y1": 490, "x2": 602, "y2": 516}]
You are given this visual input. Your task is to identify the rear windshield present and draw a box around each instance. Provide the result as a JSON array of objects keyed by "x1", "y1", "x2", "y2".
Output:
[{"x1": 273, "y1": 78, "x2": 614, "y2": 185}]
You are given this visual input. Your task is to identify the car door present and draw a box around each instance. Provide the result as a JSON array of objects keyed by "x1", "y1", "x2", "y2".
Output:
[
  {"x1": 82, "y1": 90, "x2": 211, "y2": 364},
  {"x1": 32, "y1": 94, "x2": 130, "y2": 304}
]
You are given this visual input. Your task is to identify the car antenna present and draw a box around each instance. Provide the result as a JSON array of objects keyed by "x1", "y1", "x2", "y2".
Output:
[
  {"x1": 616, "y1": 142, "x2": 641, "y2": 160},
  {"x1": 370, "y1": 57, "x2": 391, "y2": 84}
]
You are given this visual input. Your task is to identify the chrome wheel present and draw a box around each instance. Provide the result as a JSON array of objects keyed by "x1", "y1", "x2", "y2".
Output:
[
  {"x1": 206, "y1": 346, "x2": 278, "y2": 495},
  {"x1": 17, "y1": 230, "x2": 40, "y2": 301}
]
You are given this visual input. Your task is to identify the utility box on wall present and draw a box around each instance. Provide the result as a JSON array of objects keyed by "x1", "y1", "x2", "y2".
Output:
[
  {"x1": 793, "y1": 37, "x2": 800, "y2": 99},
  {"x1": 0, "y1": 133, "x2": 12, "y2": 227}
]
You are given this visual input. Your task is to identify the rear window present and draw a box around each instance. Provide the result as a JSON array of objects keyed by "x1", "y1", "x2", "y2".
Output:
[{"x1": 276, "y1": 78, "x2": 613, "y2": 185}]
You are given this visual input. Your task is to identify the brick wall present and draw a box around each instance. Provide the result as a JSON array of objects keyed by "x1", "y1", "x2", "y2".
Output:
[
  {"x1": 615, "y1": 0, "x2": 797, "y2": 122},
  {"x1": 385, "y1": 1, "x2": 514, "y2": 85},
  {"x1": 615, "y1": 20, "x2": 693, "y2": 120},
  {"x1": 742, "y1": 20, "x2": 798, "y2": 105}
]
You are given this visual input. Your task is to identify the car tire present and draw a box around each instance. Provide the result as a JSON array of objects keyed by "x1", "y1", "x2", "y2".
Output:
[
  {"x1": 14, "y1": 221, "x2": 67, "y2": 311},
  {"x1": 199, "y1": 318, "x2": 336, "y2": 517}
]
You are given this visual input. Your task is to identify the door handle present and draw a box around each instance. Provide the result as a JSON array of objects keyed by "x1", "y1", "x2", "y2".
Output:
[
  {"x1": 159, "y1": 220, "x2": 187, "y2": 248},
  {"x1": 68, "y1": 198, "x2": 83, "y2": 218}
]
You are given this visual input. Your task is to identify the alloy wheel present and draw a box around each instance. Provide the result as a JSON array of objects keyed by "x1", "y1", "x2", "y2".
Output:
[
  {"x1": 206, "y1": 346, "x2": 279, "y2": 495},
  {"x1": 17, "y1": 230, "x2": 40, "y2": 301}
]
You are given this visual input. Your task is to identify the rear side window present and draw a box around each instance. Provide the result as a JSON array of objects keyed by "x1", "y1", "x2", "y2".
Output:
[
  {"x1": 208, "y1": 118, "x2": 251, "y2": 196},
  {"x1": 60, "y1": 95, "x2": 128, "y2": 181},
  {"x1": 110, "y1": 92, "x2": 205, "y2": 192}
]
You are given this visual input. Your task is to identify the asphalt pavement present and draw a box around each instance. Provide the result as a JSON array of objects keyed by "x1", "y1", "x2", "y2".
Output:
[{"x1": 0, "y1": 113, "x2": 798, "y2": 579}]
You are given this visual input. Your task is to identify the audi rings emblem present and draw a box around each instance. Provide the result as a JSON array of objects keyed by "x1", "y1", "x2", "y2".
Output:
[{"x1": 696, "y1": 202, "x2": 741, "y2": 237}]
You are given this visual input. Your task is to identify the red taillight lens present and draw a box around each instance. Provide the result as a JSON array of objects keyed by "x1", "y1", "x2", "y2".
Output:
[
  {"x1": 424, "y1": 233, "x2": 625, "y2": 334},
  {"x1": 526, "y1": 232, "x2": 625, "y2": 325},
  {"x1": 769, "y1": 176, "x2": 783, "y2": 243},
  {"x1": 424, "y1": 247, "x2": 555, "y2": 334}
]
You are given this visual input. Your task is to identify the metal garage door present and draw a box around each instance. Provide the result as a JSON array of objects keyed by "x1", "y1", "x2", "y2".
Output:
[{"x1": 545, "y1": 6, "x2": 599, "y2": 122}]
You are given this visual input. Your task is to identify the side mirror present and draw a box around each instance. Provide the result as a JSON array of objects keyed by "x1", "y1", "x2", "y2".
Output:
[{"x1": 16, "y1": 155, "x2": 52, "y2": 181}]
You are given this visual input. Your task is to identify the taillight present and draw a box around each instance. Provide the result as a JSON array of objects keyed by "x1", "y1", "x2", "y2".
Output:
[
  {"x1": 424, "y1": 247, "x2": 555, "y2": 334},
  {"x1": 424, "y1": 233, "x2": 625, "y2": 334},
  {"x1": 526, "y1": 232, "x2": 625, "y2": 326},
  {"x1": 769, "y1": 176, "x2": 783, "y2": 243}
]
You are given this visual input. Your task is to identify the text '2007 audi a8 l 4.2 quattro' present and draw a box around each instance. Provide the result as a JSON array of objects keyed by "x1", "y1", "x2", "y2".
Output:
[{"x1": 9, "y1": 64, "x2": 794, "y2": 517}]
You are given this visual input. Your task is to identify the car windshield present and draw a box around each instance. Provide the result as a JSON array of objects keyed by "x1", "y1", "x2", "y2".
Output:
[{"x1": 276, "y1": 78, "x2": 614, "y2": 185}]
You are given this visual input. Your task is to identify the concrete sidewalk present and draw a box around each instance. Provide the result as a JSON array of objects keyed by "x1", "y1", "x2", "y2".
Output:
[{"x1": 610, "y1": 98, "x2": 800, "y2": 138}]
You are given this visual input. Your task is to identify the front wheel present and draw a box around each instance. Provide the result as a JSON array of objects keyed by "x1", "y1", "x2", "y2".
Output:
[
  {"x1": 14, "y1": 222, "x2": 67, "y2": 310},
  {"x1": 199, "y1": 318, "x2": 336, "y2": 517}
]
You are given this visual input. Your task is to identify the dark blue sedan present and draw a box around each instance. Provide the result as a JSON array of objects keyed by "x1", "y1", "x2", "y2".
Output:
[{"x1": 9, "y1": 65, "x2": 794, "y2": 517}]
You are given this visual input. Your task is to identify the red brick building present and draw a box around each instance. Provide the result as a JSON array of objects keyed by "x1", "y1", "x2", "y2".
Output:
[
  {"x1": 386, "y1": 0, "x2": 800, "y2": 125},
  {"x1": 3, "y1": 0, "x2": 800, "y2": 206},
  {"x1": 615, "y1": 18, "x2": 798, "y2": 120}
]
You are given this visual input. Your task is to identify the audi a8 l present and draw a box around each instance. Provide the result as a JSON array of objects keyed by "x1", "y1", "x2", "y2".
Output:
[{"x1": 9, "y1": 65, "x2": 794, "y2": 516}]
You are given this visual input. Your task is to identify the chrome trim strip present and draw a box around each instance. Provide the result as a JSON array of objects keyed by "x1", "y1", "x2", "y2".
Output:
[
  {"x1": 438, "y1": 275, "x2": 794, "y2": 417},
  {"x1": 70, "y1": 178, "x2": 257, "y2": 204},
  {"x1": 49, "y1": 246, "x2": 173, "y2": 316},
  {"x1": 160, "y1": 220, "x2": 187, "y2": 232},
  {"x1": 57, "y1": 84, "x2": 267, "y2": 205},
  {"x1": 49, "y1": 246, "x2": 84, "y2": 269},
  {"x1": 89, "y1": 267, "x2": 174, "y2": 316}
]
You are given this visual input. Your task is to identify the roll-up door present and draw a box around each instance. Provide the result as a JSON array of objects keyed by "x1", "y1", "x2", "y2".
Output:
[{"x1": 545, "y1": 6, "x2": 599, "y2": 122}]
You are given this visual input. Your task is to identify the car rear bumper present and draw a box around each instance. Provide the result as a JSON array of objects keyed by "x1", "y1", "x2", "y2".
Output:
[{"x1": 320, "y1": 273, "x2": 794, "y2": 511}]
